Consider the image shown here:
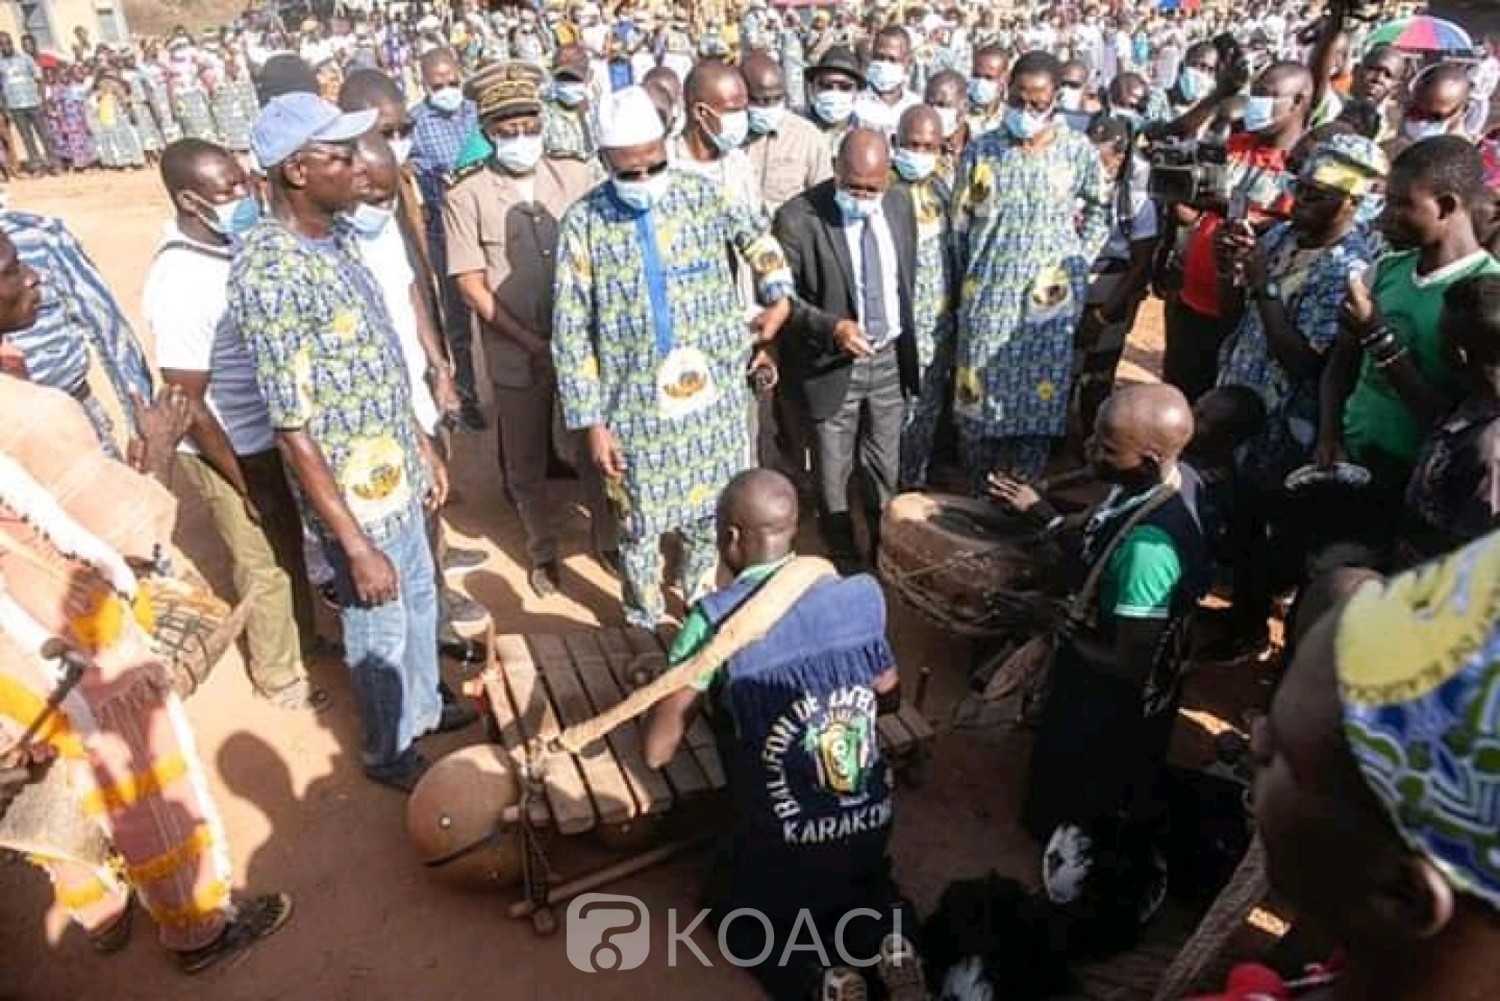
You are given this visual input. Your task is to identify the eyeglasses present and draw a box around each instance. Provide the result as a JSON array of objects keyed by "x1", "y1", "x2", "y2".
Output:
[{"x1": 612, "y1": 160, "x2": 669, "y2": 182}]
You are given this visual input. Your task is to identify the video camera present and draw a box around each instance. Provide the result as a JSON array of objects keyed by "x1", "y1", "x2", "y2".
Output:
[
  {"x1": 1144, "y1": 33, "x2": 1246, "y2": 207},
  {"x1": 1146, "y1": 135, "x2": 1231, "y2": 207}
]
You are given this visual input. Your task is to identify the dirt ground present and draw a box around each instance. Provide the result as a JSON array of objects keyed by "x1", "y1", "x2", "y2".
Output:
[{"x1": 0, "y1": 170, "x2": 1232, "y2": 1001}]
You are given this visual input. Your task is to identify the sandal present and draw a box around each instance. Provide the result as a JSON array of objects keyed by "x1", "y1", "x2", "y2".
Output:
[
  {"x1": 88, "y1": 899, "x2": 133, "y2": 954},
  {"x1": 176, "y1": 892, "x2": 293, "y2": 975}
]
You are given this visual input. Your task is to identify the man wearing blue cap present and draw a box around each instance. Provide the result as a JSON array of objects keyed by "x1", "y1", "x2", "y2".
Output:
[{"x1": 227, "y1": 92, "x2": 458, "y2": 792}]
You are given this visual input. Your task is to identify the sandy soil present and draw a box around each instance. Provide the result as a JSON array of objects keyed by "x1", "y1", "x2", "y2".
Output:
[{"x1": 0, "y1": 169, "x2": 1232, "y2": 1001}]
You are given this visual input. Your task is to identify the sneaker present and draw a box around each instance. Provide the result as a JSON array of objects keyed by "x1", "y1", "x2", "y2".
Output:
[
  {"x1": 175, "y1": 893, "x2": 293, "y2": 974},
  {"x1": 821, "y1": 966, "x2": 868, "y2": 1001},
  {"x1": 529, "y1": 561, "x2": 561, "y2": 598},
  {"x1": 442, "y1": 545, "x2": 488, "y2": 575},
  {"x1": 877, "y1": 934, "x2": 929, "y2": 1001},
  {"x1": 459, "y1": 402, "x2": 487, "y2": 432},
  {"x1": 442, "y1": 587, "x2": 488, "y2": 626},
  {"x1": 264, "y1": 681, "x2": 332, "y2": 715}
]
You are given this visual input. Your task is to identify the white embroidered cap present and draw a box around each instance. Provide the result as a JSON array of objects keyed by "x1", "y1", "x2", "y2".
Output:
[{"x1": 596, "y1": 86, "x2": 665, "y2": 150}]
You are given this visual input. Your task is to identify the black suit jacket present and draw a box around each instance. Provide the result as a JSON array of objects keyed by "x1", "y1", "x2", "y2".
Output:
[{"x1": 772, "y1": 179, "x2": 920, "y2": 423}]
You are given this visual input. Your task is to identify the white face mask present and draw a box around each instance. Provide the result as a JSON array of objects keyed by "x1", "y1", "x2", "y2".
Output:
[
  {"x1": 493, "y1": 133, "x2": 544, "y2": 173},
  {"x1": 747, "y1": 103, "x2": 785, "y2": 135},
  {"x1": 388, "y1": 136, "x2": 412, "y2": 165},
  {"x1": 865, "y1": 59, "x2": 907, "y2": 94},
  {"x1": 708, "y1": 107, "x2": 749, "y2": 151},
  {"x1": 1402, "y1": 116, "x2": 1452, "y2": 142}
]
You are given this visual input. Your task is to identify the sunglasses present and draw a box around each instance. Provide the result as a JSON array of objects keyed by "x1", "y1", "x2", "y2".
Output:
[{"x1": 613, "y1": 160, "x2": 669, "y2": 182}]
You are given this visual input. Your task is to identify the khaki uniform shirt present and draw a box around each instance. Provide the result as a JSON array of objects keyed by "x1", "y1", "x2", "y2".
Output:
[
  {"x1": 443, "y1": 157, "x2": 592, "y2": 389},
  {"x1": 745, "y1": 112, "x2": 834, "y2": 214}
]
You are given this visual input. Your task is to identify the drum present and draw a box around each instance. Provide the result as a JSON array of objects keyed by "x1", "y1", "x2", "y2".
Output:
[
  {"x1": 878, "y1": 492, "x2": 1067, "y2": 638},
  {"x1": 143, "y1": 574, "x2": 249, "y2": 698}
]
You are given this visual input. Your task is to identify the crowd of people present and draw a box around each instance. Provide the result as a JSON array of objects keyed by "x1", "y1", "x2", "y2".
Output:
[{"x1": 1, "y1": 0, "x2": 1499, "y2": 997}]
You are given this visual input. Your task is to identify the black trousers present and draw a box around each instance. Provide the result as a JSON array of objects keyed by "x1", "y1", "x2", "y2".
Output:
[{"x1": 1162, "y1": 296, "x2": 1227, "y2": 403}]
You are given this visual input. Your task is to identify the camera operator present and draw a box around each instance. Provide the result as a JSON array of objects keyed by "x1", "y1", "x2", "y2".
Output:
[{"x1": 1165, "y1": 61, "x2": 1314, "y2": 402}]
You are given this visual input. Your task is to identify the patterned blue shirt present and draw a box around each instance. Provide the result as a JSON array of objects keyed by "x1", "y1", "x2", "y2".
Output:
[
  {"x1": 1, "y1": 211, "x2": 153, "y2": 416},
  {"x1": 409, "y1": 97, "x2": 478, "y2": 240},
  {"x1": 0, "y1": 54, "x2": 40, "y2": 109}
]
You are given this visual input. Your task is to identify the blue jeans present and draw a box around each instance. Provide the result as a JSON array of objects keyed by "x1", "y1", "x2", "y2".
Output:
[{"x1": 327, "y1": 507, "x2": 442, "y2": 777}]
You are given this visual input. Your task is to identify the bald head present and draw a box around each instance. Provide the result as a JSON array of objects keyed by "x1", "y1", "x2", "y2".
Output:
[
  {"x1": 684, "y1": 59, "x2": 745, "y2": 109},
  {"x1": 160, "y1": 137, "x2": 235, "y2": 199},
  {"x1": 896, "y1": 103, "x2": 941, "y2": 153},
  {"x1": 717, "y1": 469, "x2": 799, "y2": 570},
  {"x1": 1092, "y1": 384, "x2": 1194, "y2": 483},
  {"x1": 837, "y1": 127, "x2": 892, "y2": 178},
  {"x1": 741, "y1": 50, "x2": 783, "y2": 92},
  {"x1": 1408, "y1": 62, "x2": 1474, "y2": 131},
  {"x1": 419, "y1": 48, "x2": 461, "y2": 93}
]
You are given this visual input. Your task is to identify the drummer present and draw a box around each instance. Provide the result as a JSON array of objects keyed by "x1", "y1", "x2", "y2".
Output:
[
  {"x1": 988, "y1": 383, "x2": 1212, "y2": 843},
  {"x1": 643, "y1": 469, "x2": 925, "y2": 1001}
]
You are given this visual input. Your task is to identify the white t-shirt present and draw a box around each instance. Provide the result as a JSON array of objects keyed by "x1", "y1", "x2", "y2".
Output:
[
  {"x1": 144, "y1": 222, "x2": 276, "y2": 456},
  {"x1": 354, "y1": 221, "x2": 441, "y2": 436}
]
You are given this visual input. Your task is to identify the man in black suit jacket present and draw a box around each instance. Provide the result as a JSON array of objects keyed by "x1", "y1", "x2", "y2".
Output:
[{"x1": 772, "y1": 128, "x2": 919, "y2": 566}]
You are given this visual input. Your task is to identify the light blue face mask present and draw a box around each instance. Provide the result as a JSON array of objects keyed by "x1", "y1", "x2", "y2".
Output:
[
  {"x1": 1178, "y1": 67, "x2": 1214, "y2": 103},
  {"x1": 1004, "y1": 104, "x2": 1054, "y2": 140},
  {"x1": 346, "y1": 202, "x2": 394, "y2": 237},
  {"x1": 968, "y1": 76, "x2": 1000, "y2": 108},
  {"x1": 553, "y1": 80, "x2": 589, "y2": 107},
  {"x1": 613, "y1": 171, "x2": 671, "y2": 212},
  {"x1": 1241, "y1": 94, "x2": 1280, "y2": 134},
  {"x1": 834, "y1": 187, "x2": 880, "y2": 221},
  {"x1": 202, "y1": 194, "x2": 260, "y2": 237},
  {"x1": 428, "y1": 85, "x2": 463, "y2": 114},
  {"x1": 892, "y1": 147, "x2": 937, "y2": 182},
  {"x1": 812, "y1": 88, "x2": 855, "y2": 125},
  {"x1": 865, "y1": 59, "x2": 907, "y2": 94},
  {"x1": 747, "y1": 103, "x2": 785, "y2": 135},
  {"x1": 1402, "y1": 117, "x2": 1450, "y2": 142}
]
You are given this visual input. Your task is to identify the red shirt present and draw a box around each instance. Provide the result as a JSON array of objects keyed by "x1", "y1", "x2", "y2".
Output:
[{"x1": 1178, "y1": 135, "x2": 1294, "y2": 318}]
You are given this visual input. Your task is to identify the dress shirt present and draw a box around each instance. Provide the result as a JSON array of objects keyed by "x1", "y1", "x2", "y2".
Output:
[{"x1": 840, "y1": 206, "x2": 903, "y2": 351}]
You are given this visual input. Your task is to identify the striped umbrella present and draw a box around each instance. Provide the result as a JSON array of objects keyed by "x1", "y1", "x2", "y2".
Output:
[{"x1": 1366, "y1": 16, "x2": 1476, "y2": 55}]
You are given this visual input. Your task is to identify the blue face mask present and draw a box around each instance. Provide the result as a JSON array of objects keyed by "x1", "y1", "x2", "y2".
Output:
[
  {"x1": 201, "y1": 194, "x2": 260, "y2": 237},
  {"x1": 968, "y1": 76, "x2": 1000, "y2": 108},
  {"x1": 812, "y1": 88, "x2": 855, "y2": 125},
  {"x1": 428, "y1": 85, "x2": 463, "y2": 114},
  {"x1": 835, "y1": 187, "x2": 880, "y2": 221},
  {"x1": 892, "y1": 147, "x2": 937, "y2": 182},
  {"x1": 553, "y1": 79, "x2": 589, "y2": 107},
  {"x1": 1004, "y1": 104, "x2": 1054, "y2": 140},
  {"x1": 1112, "y1": 107, "x2": 1143, "y2": 130}
]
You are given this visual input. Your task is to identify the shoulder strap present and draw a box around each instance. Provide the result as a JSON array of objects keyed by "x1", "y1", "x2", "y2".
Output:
[
  {"x1": 152, "y1": 239, "x2": 231, "y2": 263},
  {"x1": 1070, "y1": 466, "x2": 1182, "y2": 621}
]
